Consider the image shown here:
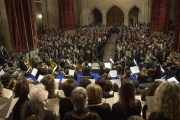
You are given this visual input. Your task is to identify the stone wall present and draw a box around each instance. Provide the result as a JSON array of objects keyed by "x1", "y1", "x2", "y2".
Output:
[
  {"x1": 0, "y1": 0, "x2": 13, "y2": 51},
  {"x1": 41, "y1": 0, "x2": 59, "y2": 29},
  {"x1": 78, "y1": 0, "x2": 152, "y2": 26}
]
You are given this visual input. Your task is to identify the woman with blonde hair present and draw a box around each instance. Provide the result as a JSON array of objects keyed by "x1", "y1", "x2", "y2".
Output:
[
  {"x1": 148, "y1": 82, "x2": 180, "y2": 120},
  {"x1": 112, "y1": 80, "x2": 141, "y2": 120},
  {"x1": 86, "y1": 84, "x2": 111, "y2": 120},
  {"x1": 137, "y1": 67, "x2": 148, "y2": 84}
]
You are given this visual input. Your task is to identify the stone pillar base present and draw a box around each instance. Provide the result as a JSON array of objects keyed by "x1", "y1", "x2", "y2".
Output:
[
  {"x1": 151, "y1": 30, "x2": 164, "y2": 36},
  {"x1": 64, "y1": 30, "x2": 76, "y2": 35},
  {"x1": 22, "y1": 49, "x2": 39, "y2": 65}
]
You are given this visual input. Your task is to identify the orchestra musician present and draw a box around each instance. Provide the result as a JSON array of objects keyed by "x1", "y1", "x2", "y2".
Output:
[
  {"x1": 82, "y1": 61, "x2": 94, "y2": 79},
  {"x1": 19, "y1": 56, "x2": 28, "y2": 71},
  {"x1": 101, "y1": 68, "x2": 112, "y2": 80},
  {"x1": 64, "y1": 69, "x2": 73, "y2": 79},
  {"x1": 174, "y1": 59, "x2": 180, "y2": 81},
  {"x1": 36, "y1": 61, "x2": 48, "y2": 79}
]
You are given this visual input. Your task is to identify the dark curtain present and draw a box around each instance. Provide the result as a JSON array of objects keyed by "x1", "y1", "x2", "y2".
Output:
[
  {"x1": 59, "y1": 0, "x2": 76, "y2": 30},
  {"x1": 174, "y1": 0, "x2": 180, "y2": 52},
  {"x1": 150, "y1": 0, "x2": 171, "y2": 30},
  {"x1": 4, "y1": 0, "x2": 38, "y2": 52}
]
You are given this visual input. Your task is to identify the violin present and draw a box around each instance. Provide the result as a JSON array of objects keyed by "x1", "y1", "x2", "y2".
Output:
[{"x1": 41, "y1": 63, "x2": 48, "y2": 69}]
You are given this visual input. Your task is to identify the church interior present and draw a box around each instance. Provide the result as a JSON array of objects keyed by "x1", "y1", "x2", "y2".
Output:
[{"x1": 0, "y1": 0, "x2": 180, "y2": 120}]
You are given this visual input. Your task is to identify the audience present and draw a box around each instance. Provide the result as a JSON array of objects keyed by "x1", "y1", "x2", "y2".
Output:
[
  {"x1": 105, "y1": 80, "x2": 113, "y2": 93},
  {"x1": 112, "y1": 80, "x2": 142, "y2": 120},
  {"x1": 64, "y1": 69, "x2": 73, "y2": 79},
  {"x1": 148, "y1": 82, "x2": 180, "y2": 120},
  {"x1": 63, "y1": 87, "x2": 101, "y2": 120},
  {"x1": 79, "y1": 78, "x2": 92, "y2": 89},
  {"x1": 13, "y1": 78, "x2": 30, "y2": 120},
  {"x1": 86, "y1": 84, "x2": 112, "y2": 120},
  {"x1": 95, "y1": 77, "x2": 113, "y2": 98},
  {"x1": 60, "y1": 79, "x2": 77, "y2": 120},
  {"x1": 101, "y1": 68, "x2": 111, "y2": 80}
]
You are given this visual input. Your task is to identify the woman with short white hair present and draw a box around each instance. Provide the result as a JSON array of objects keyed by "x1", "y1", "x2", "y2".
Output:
[
  {"x1": 28, "y1": 84, "x2": 57, "y2": 120},
  {"x1": 29, "y1": 84, "x2": 48, "y2": 104},
  {"x1": 63, "y1": 87, "x2": 101, "y2": 120}
]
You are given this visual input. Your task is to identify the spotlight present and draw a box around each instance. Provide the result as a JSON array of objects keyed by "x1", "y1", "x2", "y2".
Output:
[{"x1": 38, "y1": 15, "x2": 42, "y2": 18}]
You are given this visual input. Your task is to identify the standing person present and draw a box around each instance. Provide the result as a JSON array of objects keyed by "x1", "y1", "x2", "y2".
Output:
[
  {"x1": 0, "y1": 46, "x2": 5, "y2": 65},
  {"x1": 112, "y1": 80, "x2": 142, "y2": 120},
  {"x1": 96, "y1": 38, "x2": 104, "y2": 62},
  {"x1": 147, "y1": 82, "x2": 180, "y2": 120},
  {"x1": 63, "y1": 87, "x2": 101, "y2": 120}
]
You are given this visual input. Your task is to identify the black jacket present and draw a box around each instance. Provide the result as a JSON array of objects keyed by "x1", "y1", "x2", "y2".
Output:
[
  {"x1": 82, "y1": 66, "x2": 91, "y2": 76},
  {"x1": 64, "y1": 108, "x2": 101, "y2": 120}
]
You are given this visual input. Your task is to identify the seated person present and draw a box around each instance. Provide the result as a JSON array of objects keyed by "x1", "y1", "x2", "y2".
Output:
[
  {"x1": 64, "y1": 69, "x2": 73, "y2": 79},
  {"x1": 19, "y1": 56, "x2": 28, "y2": 71},
  {"x1": 112, "y1": 80, "x2": 142, "y2": 120},
  {"x1": 86, "y1": 84, "x2": 112, "y2": 120},
  {"x1": 63, "y1": 87, "x2": 101, "y2": 120},
  {"x1": 98, "y1": 62, "x2": 105, "y2": 76},
  {"x1": 137, "y1": 67, "x2": 148, "y2": 84},
  {"x1": 0, "y1": 81, "x2": 3, "y2": 97},
  {"x1": 112, "y1": 83, "x2": 119, "y2": 92},
  {"x1": 60, "y1": 79, "x2": 77, "y2": 120},
  {"x1": 79, "y1": 78, "x2": 92, "y2": 89},
  {"x1": 174, "y1": 59, "x2": 180, "y2": 81},
  {"x1": 3, "y1": 63, "x2": 9, "y2": 72},
  {"x1": 0, "y1": 73, "x2": 12, "y2": 89},
  {"x1": 122, "y1": 70, "x2": 132, "y2": 80},
  {"x1": 36, "y1": 61, "x2": 48, "y2": 79},
  {"x1": 105, "y1": 80, "x2": 113, "y2": 95},
  {"x1": 21, "y1": 100, "x2": 56, "y2": 120},
  {"x1": 95, "y1": 77, "x2": 113, "y2": 98},
  {"x1": 82, "y1": 61, "x2": 94, "y2": 79},
  {"x1": 101, "y1": 68, "x2": 112, "y2": 80}
]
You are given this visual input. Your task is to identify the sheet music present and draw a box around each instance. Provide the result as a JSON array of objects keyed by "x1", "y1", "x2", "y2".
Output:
[
  {"x1": 69, "y1": 70, "x2": 75, "y2": 76},
  {"x1": 110, "y1": 58, "x2": 114, "y2": 64},
  {"x1": 45, "y1": 98, "x2": 60, "y2": 114},
  {"x1": 160, "y1": 65, "x2": 165, "y2": 73},
  {"x1": 53, "y1": 66, "x2": 57, "y2": 72},
  {"x1": 54, "y1": 79, "x2": 60, "y2": 89},
  {"x1": 110, "y1": 70, "x2": 117, "y2": 77},
  {"x1": 89, "y1": 79, "x2": 95, "y2": 83},
  {"x1": 3, "y1": 88, "x2": 13, "y2": 99},
  {"x1": 110, "y1": 79, "x2": 121, "y2": 88},
  {"x1": 37, "y1": 75, "x2": 44, "y2": 82},
  {"x1": 105, "y1": 63, "x2": 111, "y2": 68},
  {"x1": 88, "y1": 63, "x2": 92, "y2": 66},
  {"x1": 0, "y1": 98, "x2": 12, "y2": 119},
  {"x1": 133, "y1": 59, "x2": 138, "y2": 66},
  {"x1": 130, "y1": 66, "x2": 140, "y2": 74},
  {"x1": 155, "y1": 79, "x2": 166, "y2": 82},
  {"x1": 167, "y1": 77, "x2": 179, "y2": 83},
  {"x1": 61, "y1": 78, "x2": 69, "y2": 83},
  {"x1": 146, "y1": 96, "x2": 155, "y2": 113},
  {"x1": 31, "y1": 68, "x2": 38, "y2": 76},
  {"x1": 114, "y1": 92, "x2": 119, "y2": 103},
  {"x1": 0, "y1": 103, "x2": 7, "y2": 110},
  {"x1": 6, "y1": 98, "x2": 19, "y2": 118},
  {"x1": 0, "y1": 70, "x2": 5, "y2": 76}
]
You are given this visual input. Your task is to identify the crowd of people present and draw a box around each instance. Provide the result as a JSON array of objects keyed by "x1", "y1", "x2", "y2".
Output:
[{"x1": 0, "y1": 22, "x2": 180, "y2": 120}]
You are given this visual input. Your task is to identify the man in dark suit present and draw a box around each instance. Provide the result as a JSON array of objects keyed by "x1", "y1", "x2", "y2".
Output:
[
  {"x1": 96, "y1": 38, "x2": 104, "y2": 62},
  {"x1": 101, "y1": 68, "x2": 112, "y2": 80},
  {"x1": 54, "y1": 49, "x2": 60, "y2": 60},
  {"x1": 82, "y1": 61, "x2": 93, "y2": 79}
]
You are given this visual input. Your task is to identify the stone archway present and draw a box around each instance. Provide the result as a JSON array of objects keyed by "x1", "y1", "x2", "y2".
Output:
[
  {"x1": 128, "y1": 6, "x2": 140, "y2": 26},
  {"x1": 90, "y1": 8, "x2": 102, "y2": 25},
  {"x1": 107, "y1": 6, "x2": 124, "y2": 26}
]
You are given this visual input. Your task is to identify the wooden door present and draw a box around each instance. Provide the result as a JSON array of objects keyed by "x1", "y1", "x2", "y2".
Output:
[{"x1": 107, "y1": 6, "x2": 124, "y2": 26}]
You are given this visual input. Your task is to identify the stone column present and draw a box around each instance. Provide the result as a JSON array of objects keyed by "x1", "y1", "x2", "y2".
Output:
[
  {"x1": 0, "y1": 0, "x2": 13, "y2": 51},
  {"x1": 124, "y1": 14, "x2": 129, "y2": 26},
  {"x1": 102, "y1": 12, "x2": 107, "y2": 24}
]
